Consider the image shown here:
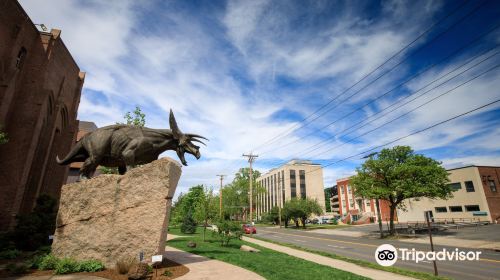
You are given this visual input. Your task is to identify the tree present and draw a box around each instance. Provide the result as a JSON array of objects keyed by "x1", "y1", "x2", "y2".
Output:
[
  {"x1": 324, "y1": 187, "x2": 333, "y2": 212},
  {"x1": 100, "y1": 106, "x2": 147, "y2": 174},
  {"x1": 123, "y1": 106, "x2": 146, "y2": 127},
  {"x1": 262, "y1": 206, "x2": 282, "y2": 225},
  {"x1": 221, "y1": 168, "x2": 262, "y2": 220},
  {"x1": 193, "y1": 186, "x2": 218, "y2": 241},
  {"x1": 283, "y1": 198, "x2": 323, "y2": 229},
  {"x1": 180, "y1": 209, "x2": 197, "y2": 234},
  {"x1": 171, "y1": 185, "x2": 205, "y2": 226},
  {"x1": 351, "y1": 146, "x2": 451, "y2": 235}
]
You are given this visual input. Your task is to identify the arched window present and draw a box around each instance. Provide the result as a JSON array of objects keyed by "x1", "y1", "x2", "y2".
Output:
[{"x1": 15, "y1": 47, "x2": 27, "y2": 69}]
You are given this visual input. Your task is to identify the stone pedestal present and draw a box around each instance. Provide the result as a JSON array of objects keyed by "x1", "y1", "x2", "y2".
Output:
[{"x1": 52, "y1": 158, "x2": 182, "y2": 268}]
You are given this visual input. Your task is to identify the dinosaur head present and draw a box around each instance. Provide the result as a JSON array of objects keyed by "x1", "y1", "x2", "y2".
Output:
[{"x1": 169, "y1": 109, "x2": 208, "y2": 166}]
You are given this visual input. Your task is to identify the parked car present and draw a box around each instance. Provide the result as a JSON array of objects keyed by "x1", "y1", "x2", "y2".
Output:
[{"x1": 242, "y1": 224, "x2": 257, "y2": 234}]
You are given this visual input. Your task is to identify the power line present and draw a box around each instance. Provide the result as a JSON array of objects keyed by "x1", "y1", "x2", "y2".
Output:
[
  {"x1": 261, "y1": 42, "x2": 499, "y2": 168},
  {"x1": 280, "y1": 58, "x2": 500, "y2": 168},
  {"x1": 303, "y1": 98, "x2": 500, "y2": 176},
  {"x1": 296, "y1": 48, "x2": 500, "y2": 160},
  {"x1": 260, "y1": 24, "x2": 500, "y2": 156},
  {"x1": 252, "y1": 0, "x2": 486, "y2": 153}
]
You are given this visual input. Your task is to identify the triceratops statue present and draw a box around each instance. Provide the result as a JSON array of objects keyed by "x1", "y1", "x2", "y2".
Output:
[{"x1": 56, "y1": 109, "x2": 207, "y2": 179}]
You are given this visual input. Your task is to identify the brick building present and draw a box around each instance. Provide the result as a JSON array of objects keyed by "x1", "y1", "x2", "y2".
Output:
[
  {"x1": 0, "y1": 0, "x2": 84, "y2": 230},
  {"x1": 332, "y1": 177, "x2": 394, "y2": 224}
]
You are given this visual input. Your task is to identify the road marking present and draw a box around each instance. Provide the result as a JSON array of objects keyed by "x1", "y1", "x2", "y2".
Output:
[
  {"x1": 260, "y1": 229, "x2": 376, "y2": 248},
  {"x1": 260, "y1": 229, "x2": 500, "y2": 264},
  {"x1": 294, "y1": 239, "x2": 306, "y2": 243}
]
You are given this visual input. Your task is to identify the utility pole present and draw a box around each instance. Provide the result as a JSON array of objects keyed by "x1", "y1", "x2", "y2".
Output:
[
  {"x1": 216, "y1": 174, "x2": 225, "y2": 219},
  {"x1": 243, "y1": 153, "x2": 258, "y2": 224}
]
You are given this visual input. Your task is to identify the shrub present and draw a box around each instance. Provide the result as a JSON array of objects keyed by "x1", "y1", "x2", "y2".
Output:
[
  {"x1": 78, "y1": 259, "x2": 105, "y2": 272},
  {"x1": 162, "y1": 270, "x2": 173, "y2": 276},
  {"x1": 14, "y1": 194, "x2": 57, "y2": 250},
  {"x1": 6, "y1": 263, "x2": 29, "y2": 274},
  {"x1": 332, "y1": 218, "x2": 338, "y2": 225},
  {"x1": 116, "y1": 257, "x2": 136, "y2": 274},
  {"x1": 54, "y1": 258, "x2": 79, "y2": 274},
  {"x1": 180, "y1": 210, "x2": 197, "y2": 234},
  {"x1": 38, "y1": 254, "x2": 59, "y2": 270},
  {"x1": 0, "y1": 248, "x2": 20, "y2": 259},
  {"x1": 213, "y1": 220, "x2": 243, "y2": 246}
]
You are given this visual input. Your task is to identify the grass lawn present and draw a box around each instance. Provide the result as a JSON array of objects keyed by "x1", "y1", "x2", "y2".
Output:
[
  {"x1": 167, "y1": 227, "x2": 368, "y2": 280},
  {"x1": 249, "y1": 235, "x2": 449, "y2": 280}
]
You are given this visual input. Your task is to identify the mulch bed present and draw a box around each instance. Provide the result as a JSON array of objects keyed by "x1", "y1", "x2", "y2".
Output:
[{"x1": 0, "y1": 259, "x2": 189, "y2": 280}]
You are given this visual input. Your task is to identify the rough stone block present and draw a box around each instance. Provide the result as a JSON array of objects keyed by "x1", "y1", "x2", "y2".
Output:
[{"x1": 52, "y1": 158, "x2": 182, "y2": 268}]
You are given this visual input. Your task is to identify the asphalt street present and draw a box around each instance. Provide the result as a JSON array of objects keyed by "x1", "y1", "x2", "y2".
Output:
[{"x1": 254, "y1": 227, "x2": 500, "y2": 280}]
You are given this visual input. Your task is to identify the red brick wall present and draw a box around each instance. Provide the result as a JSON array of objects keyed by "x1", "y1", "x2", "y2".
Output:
[
  {"x1": 0, "y1": 0, "x2": 84, "y2": 230},
  {"x1": 478, "y1": 167, "x2": 500, "y2": 223}
]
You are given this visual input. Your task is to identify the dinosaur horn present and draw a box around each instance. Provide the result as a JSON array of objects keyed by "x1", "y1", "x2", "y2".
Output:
[
  {"x1": 191, "y1": 138, "x2": 207, "y2": 146},
  {"x1": 186, "y1": 133, "x2": 208, "y2": 141},
  {"x1": 169, "y1": 109, "x2": 182, "y2": 139}
]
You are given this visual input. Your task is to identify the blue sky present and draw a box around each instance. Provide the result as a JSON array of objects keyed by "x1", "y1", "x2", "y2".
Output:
[{"x1": 20, "y1": 0, "x2": 500, "y2": 194}]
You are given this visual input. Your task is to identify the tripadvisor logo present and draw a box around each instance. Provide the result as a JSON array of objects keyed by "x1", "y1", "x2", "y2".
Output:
[
  {"x1": 375, "y1": 244, "x2": 482, "y2": 266},
  {"x1": 375, "y1": 244, "x2": 398, "y2": 266}
]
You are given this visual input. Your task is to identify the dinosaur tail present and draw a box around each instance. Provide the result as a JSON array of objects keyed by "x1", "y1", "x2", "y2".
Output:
[{"x1": 56, "y1": 141, "x2": 84, "y2": 165}]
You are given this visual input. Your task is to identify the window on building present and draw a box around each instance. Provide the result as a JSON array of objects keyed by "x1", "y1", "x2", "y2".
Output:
[
  {"x1": 281, "y1": 170, "x2": 285, "y2": 205},
  {"x1": 449, "y1": 206, "x2": 463, "y2": 212},
  {"x1": 435, "y1": 207, "x2": 447, "y2": 213},
  {"x1": 299, "y1": 170, "x2": 306, "y2": 199},
  {"x1": 366, "y1": 201, "x2": 371, "y2": 207},
  {"x1": 447, "y1": 182, "x2": 461, "y2": 191},
  {"x1": 15, "y1": 47, "x2": 27, "y2": 69},
  {"x1": 489, "y1": 179, "x2": 497, "y2": 192},
  {"x1": 465, "y1": 181, "x2": 475, "y2": 192},
  {"x1": 465, "y1": 205, "x2": 480, "y2": 212},
  {"x1": 290, "y1": 170, "x2": 296, "y2": 198}
]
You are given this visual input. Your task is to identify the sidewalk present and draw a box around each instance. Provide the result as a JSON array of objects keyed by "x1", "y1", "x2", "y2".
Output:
[
  {"x1": 242, "y1": 236, "x2": 417, "y2": 280},
  {"x1": 165, "y1": 234, "x2": 264, "y2": 280}
]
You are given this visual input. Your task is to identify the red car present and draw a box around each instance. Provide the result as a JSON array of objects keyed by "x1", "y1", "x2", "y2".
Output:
[{"x1": 242, "y1": 224, "x2": 257, "y2": 234}]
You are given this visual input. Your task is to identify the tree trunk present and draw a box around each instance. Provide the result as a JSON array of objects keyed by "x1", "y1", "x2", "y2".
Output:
[
  {"x1": 389, "y1": 205, "x2": 396, "y2": 235},
  {"x1": 203, "y1": 219, "x2": 207, "y2": 241},
  {"x1": 301, "y1": 218, "x2": 306, "y2": 229},
  {"x1": 294, "y1": 219, "x2": 299, "y2": 228}
]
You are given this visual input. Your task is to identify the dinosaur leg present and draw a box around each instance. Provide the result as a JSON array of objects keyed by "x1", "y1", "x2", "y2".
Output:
[
  {"x1": 80, "y1": 158, "x2": 98, "y2": 180},
  {"x1": 118, "y1": 165, "x2": 127, "y2": 175}
]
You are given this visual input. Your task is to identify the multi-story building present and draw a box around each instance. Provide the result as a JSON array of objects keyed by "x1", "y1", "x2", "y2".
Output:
[
  {"x1": 397, "y1": 166, "x2": 500, "y2": 223},
  {"x1": 256, "y1": 160, "x2": 325, "y2": 219},
  {"x1": 333, "y1": 177, "x2": 393, "y2": 224},
  {"x1": 0, "y1": 0, "x2": 84, "y2": 230}
]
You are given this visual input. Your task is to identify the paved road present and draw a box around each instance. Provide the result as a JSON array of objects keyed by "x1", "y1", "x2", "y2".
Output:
[{"x1": 254, "y1": 227, "x2": 500, "y2": 280}]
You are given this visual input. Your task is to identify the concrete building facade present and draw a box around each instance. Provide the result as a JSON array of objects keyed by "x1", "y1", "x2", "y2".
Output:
[
  {"x1": 256, "y1": 160, "x2": 325, "y2": 219},
  {"x1": 0, "y1": 0, "x2": 84, "y2": 230},
  {"x1": 397, "y1": 166, "x2": 500, "y2": 223},
  {"x1": 333, "y1": 177, "x2": 394, "y2": 224}
]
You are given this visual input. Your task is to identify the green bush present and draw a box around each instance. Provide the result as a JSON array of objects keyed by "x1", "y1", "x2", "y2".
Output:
[
  {"x1": 78, "y1": 259, "x2": 105, "y2": 272},
  {"x1": 14, "y1": 194, "x2": 57, "y2": 250},
  {"x1": 213, "y1": 220, "x2": 243, "y2": 246},
  {"x1": 180, "y1": 210, "x2": 197, "y2": 234},
  {"x1": 38, "y1": 254, "x2": 59, "y2": 270},
  {"x1": 0, "y1": 248, "x2": 20, "y2": 259},
  {"x1": 6, "y1": 263, "x2": 29, "y2": 274},
  {"x1": 54, "y1": 258, "x2": 79, "y2": 274}
]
